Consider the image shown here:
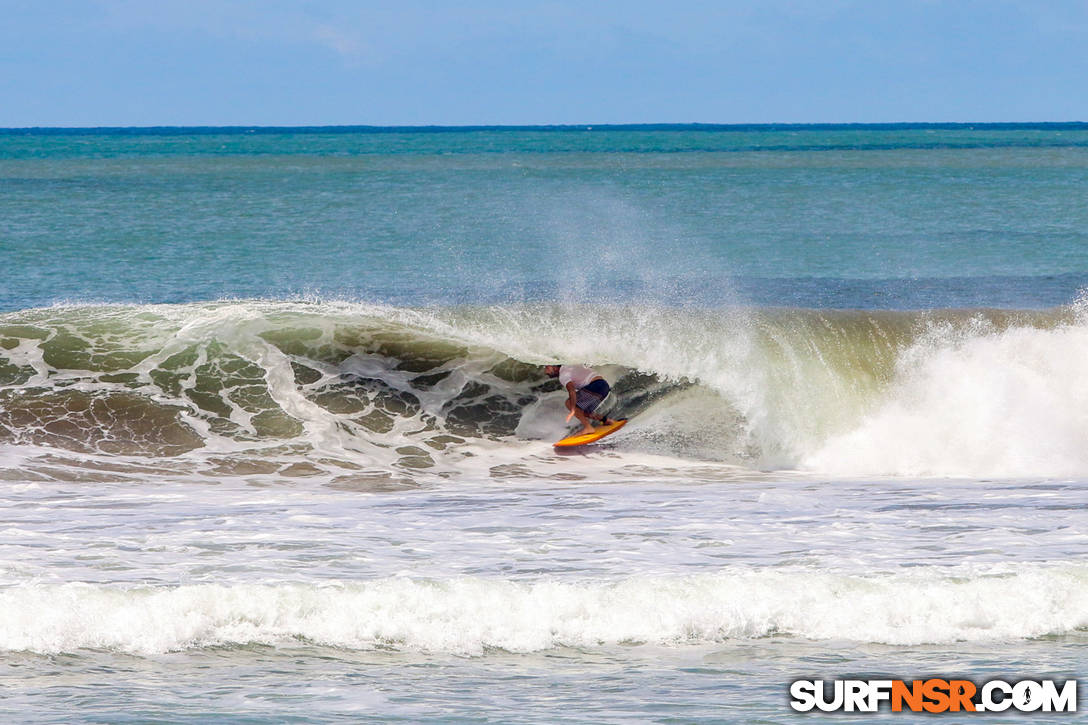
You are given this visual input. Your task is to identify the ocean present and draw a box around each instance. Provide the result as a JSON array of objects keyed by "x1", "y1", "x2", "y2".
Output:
[{"x1": 1, "y1": 124, "x2": 1086, "y2": 722}]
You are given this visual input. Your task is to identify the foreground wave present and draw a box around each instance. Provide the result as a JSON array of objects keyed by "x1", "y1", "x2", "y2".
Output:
[
  {"x1": 3, "y1": 565, "x2": 1085, "y2": 655},
  {"x1": 3, "y1": 299, "x2": 1088, "y2": 479}
]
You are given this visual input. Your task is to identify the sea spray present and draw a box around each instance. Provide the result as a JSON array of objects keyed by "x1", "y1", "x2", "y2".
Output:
[
  {"x1": 1, "y1": 300, "x2": 1086, "y2": 479},
  {"x1": 806, "y1": 311, "x2": 1088, "y2": 477}
]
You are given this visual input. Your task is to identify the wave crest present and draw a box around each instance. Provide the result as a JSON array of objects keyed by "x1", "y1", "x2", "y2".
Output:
[{"x1": 1, "y1": 300, "x2": 1086, "y2": 479}]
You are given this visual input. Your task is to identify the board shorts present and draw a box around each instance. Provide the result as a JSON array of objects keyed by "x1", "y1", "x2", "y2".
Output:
[{"x1": 575, "y1": 379, "x2": 610, "y2": 415}]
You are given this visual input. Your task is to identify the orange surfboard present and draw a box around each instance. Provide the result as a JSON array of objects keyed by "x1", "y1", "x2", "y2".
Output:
[{"x1": 553, "y1": 419, "x2": 628, "y2": 448}]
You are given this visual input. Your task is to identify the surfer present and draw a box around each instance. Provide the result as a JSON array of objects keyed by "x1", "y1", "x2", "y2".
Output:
[{"x1": 543, "y1": 364, "x2": 617, "y2": 435}]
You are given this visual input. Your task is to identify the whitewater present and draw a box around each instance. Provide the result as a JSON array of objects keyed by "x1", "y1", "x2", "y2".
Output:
[{"x1": 5, "y1": 299, "x2": 1088, "y2": 479}]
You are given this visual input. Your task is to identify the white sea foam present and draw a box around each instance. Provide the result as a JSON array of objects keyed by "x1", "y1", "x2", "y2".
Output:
[
  {"x1": 2, "y1": 566, "x2": 1085, "y2": 655},
  {"x1": 418, "y1": 303, "x2": 1088, "y2": 477},
  {"x1": 5, "y1": 301, "x2": 1088, "y2": 480},
  {"x1": 806, "y1": 319, "x2": 1088, "y2": 477}
]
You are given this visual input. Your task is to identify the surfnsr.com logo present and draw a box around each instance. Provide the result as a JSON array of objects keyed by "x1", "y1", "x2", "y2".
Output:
[{"x1": 789, "y1": 678, "x2": 1077, "y2": 713}]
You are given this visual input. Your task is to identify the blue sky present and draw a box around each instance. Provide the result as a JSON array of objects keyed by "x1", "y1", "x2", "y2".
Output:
[{"x1": 2, "y1": 0, "x2": 1087, "y2": 126}]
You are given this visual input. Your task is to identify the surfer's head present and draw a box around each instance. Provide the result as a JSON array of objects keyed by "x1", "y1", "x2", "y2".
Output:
[{"x1": 543, "y1": 365, "x2": 561, "y2": 378}]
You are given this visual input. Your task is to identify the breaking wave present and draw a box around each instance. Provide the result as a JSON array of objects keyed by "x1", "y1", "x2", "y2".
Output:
[
  {"x1": 2, "y1": 299, "x2": 1088, "y2": 480},
  {"x1": 3, "y1": 565, "x2": 1085, "y2": 655}
]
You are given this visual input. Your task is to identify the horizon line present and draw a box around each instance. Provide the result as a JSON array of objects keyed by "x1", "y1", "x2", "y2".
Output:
[{"x1": 3, "y1": 121, "x2": 1088, "y2": 135}]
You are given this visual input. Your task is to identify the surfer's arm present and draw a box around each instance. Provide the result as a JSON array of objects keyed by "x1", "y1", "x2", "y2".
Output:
[{"x1": 565, "y1": 381, "x2": 578, "y2": 407}]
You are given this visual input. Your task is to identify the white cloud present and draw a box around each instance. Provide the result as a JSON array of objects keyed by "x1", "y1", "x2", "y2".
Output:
[
  {"x1": 92, "y1": 0, "x2": 378, "y2": 65},
  {"x1": 310, "y1": 23, "x2": 369, "y2": 65}
]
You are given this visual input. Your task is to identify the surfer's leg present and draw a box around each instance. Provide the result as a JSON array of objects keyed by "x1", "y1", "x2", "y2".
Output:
[
  {"x1": 572, "y1": 406, "x2": 596, "y2": 435},
  {"x1": 576, "y1": 380, "x2": 612, "y2": 426},
  {"x1": 575, "y1": 387, "x2": 607, "y2": 426},
  {"x1": 564, "y1": 399, "x2": 595, "y2": 433}
]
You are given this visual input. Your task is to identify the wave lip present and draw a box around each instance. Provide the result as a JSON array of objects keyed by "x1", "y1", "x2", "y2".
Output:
[
  {"x1": 3, "y1": 566, "x2": 1085, "y2": 655},
  {"x1": 6, "y1": 299, "x2": 1088, "y2": 479}
]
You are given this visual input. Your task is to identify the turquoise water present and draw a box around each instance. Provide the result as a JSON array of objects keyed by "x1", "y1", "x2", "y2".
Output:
[
  {"x1": 3, "y1": 124, "x2": 1088, "y2": 310},
  {"x1": 2, "y1": 126, "x2": 1087, "y2": 723}
]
